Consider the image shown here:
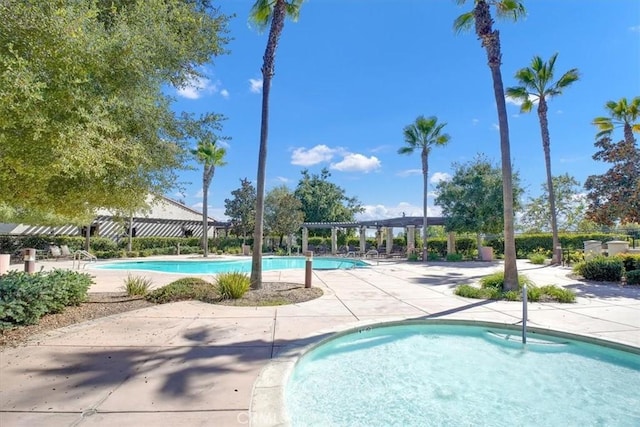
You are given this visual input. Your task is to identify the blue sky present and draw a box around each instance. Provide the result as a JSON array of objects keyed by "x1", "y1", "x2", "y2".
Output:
[{"x1": 170, "y1": 0, "x2": 640, "y2": 222}]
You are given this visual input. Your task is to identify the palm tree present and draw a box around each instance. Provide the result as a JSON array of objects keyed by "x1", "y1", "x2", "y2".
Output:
[
  {"x1": 593, "y1": 97, "x2": 640, "y2": 145},
  {"x1": 506, "y1": 53, "x2": 579, "y2": 264},
  {"x1": 192, "y1": 140, "x2": 226, "y2": 258},
  {"x1": 454, "y1": 0, "x2": 525, "y2": 291},
  {"x1": 399, "y1": 116, "x2": 450, "y2": 262},
  {"x1": 249, "y1": 0, "x2": 304, "y2": 289}
]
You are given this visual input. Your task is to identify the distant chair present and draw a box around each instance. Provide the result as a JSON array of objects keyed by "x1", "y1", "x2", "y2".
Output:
[{"x1": 49, "y1": 245, "x2": 72, "y2": 260}]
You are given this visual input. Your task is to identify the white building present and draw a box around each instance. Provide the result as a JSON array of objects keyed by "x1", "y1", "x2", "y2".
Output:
[{"x1": 0, "y1": 195, "x2": 229, "y2": 240}]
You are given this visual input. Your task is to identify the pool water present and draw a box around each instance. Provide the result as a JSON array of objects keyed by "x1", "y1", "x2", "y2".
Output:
[
  {"x1": 285, "y1": 323, "x2": 640, "y2": 426},
  {"x1": 94, "y1": 257, "x2": 369, "y2": 274}
]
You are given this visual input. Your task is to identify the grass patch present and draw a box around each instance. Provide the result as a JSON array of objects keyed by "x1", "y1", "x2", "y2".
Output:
[
  {"x1": 455, "y1": 271, "x2": 575, "y2": 303},
  {"x1": 122, "y1": 274, "x2": 152, "y2": 296},
  {"x1": 146, "y1": 277, "x2": 219, "y2": 304},
  {"x1": 215, "y1": 271, "x2": 250, "y2": 299}
]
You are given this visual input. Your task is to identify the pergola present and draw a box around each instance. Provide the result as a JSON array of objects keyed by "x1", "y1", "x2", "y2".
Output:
[{"x1": 300, "y1": 216, "x2": 455, "y2": 257}]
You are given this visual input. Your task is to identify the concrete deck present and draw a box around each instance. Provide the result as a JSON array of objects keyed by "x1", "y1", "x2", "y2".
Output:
[{"x1": 1, "y1": 257, "x2": 639, "y2": 426}]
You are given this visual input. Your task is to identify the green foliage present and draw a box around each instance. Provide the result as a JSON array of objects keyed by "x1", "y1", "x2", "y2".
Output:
[
  {"x1": 446, "y1": 253, "x2": 463, "y2": 262},
  {"x1": 0, "y1": 270, "x2": 92, "y2": 328},
  {"x1": 519, "y1": 174, "x2": 586, "y2": 233},
  {"x1": 435, "y1": 155, "x2": 523, "y2": 235},
  {"x1": 216, "y1": 272, "x2": 251, "y2": 299},
  {"x1": 427, "y1": 252, "x2": 441, "y2": 261},
  {"x1": 456, "y1": 280, "x2": 575, "y2": 303},
  {"x1": 528, "y1": 248, "x2": 549, "y2": 265},
  {"x1": 146, "y1": 277, "x2": 218, "y2": 304},
  {"x1": 480, "y1": 271, "x2": 533, "y2": 290},
  {"x1": 122, "y1": 274, "x2": 152, "y2": 296},
  {"x1": 294, "y1": 168, "x2": 363, "y2": 236},
  {"x1": 625, "y1": 270, "x2": 640, "y2": 285},
  {"x1": 407, "y1": 253, "x2": 419, "y2": 262},
  {"x1": 575, "y1": 256, "x2": 625, "y2": 282},
  {"x1": 0, "y1": 0, "x2": 230, "y2": 223},
  {"x1": 614, "y1": 253, "x2": 640, "y2": 272},
  {"x1": 224, "y1": 178, "x2": 257, "y2": 241},
  {"x1": 265, "y1": 186, "x2": 304, "y2": 242}
]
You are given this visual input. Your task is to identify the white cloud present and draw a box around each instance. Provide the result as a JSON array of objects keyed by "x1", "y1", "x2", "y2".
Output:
[
  {"x1": 397, "y1": 169, "x2": 422, "y2": 177},
  {"x1": 355, "y1": 202, "x2": 441, "y2": 221},
  {"x1": 629, "y1": 25, "x2": 640, "y2": 32},
  {"x1": 472, "y1": 118, "x2": 479, "y2": 126},
  {"x1": 556, "y1": 109, "x2": 564, "y2": 115},
  {"x1": 195, "y1": 188, "x2": 204, "y2": 199},
  {"x1": 189, "y1": 204, "x2": 228, "y2": 220},
  {"x1": 291, "y1": 144, "x2": 338, "y2": 166},
  {"x1": 176, "y1": 75, "x2": 220, "y2": 100},
  {"x1": 491, "y1": 123, "x2": 500, "y2": 131},
  {"x1": 220, "y1": 89, "x2": 230, "y2": 99},
  {"x1": 191, "y1": 202, "x2": 203, "y2": 210},
  {"x1": 370, "y1": 145, "x2": 391, "y2": 153},
  {"x1": 249, "y1": 78, "x2": 263, "y2": 93},
  {"x1": 330, "y1": 153, "x2": 381, "y2": 173},
  {"x1": 275, "y1": 176, "x2": 290, "y2": 183},
  {"x1": 430, "y1": 172, "x2": 451, "y2": 184}
]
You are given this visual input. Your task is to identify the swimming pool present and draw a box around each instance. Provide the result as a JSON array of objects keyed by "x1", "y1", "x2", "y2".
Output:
[
  {"x1": 284, "y1": 321, "x2": 640, "y2": 426},
  {"x1": 94, "y1": 257, "x2": 369, "y2": 274}
]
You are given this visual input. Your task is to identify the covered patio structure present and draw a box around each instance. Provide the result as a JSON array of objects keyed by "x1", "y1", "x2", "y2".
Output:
[{"x1": 300, "y1": 216, "x2": 451, "y2": 257}]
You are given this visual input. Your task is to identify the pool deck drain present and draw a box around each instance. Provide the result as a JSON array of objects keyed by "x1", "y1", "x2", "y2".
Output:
[{"x1": 1, "y1": 257, "x2": 639, "y2": 426}]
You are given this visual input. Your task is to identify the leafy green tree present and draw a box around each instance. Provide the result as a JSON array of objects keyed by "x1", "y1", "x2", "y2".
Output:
[
  {"x1": 454, "y1": 0, "x2": 526, "y2": 290},
  {"x1": 249, "y1": 0, "x2": 305, "y2": 289},
  {"x1": 191, "y1": 133, "x2": 227, "y2": 258},
  {"x1": 224, "y1": 179, "x2": 257, "y2": 243},
  {"x1": 435, "y1": 155, "x2": 523, "y2": 259},
  {"x1": 506, "y1": 53, "x2": 579, "y2": 263},
  {"x1": 519, "y1": 174, "x2": 586, "y2": 233},
  {"x1": 0, "y1": 0, "x2": 229, "y2": 224},
  {"x1": 294, "y1": 168, "x2": 363, "y2": 236},
  {"x1": 399, "y1": 115, "x2": 451, "y2": 261},
  {"x1": 265, "y1": 186, "x2": 304, "y2": 254}
]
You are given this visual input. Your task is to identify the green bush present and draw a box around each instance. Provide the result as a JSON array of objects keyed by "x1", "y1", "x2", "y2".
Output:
[
  {"x1": 446, "y1": 253, "x2": 463, "y2": 262},
  {"x1": 614, "y1": 253, "x2": 640, "y2": 272},
  {"x1": 577, "y1": 256, "x2": 624, "y2": 282},
  {"x1": 480, "y1": 271, "x2": 533, "y2": 290},
  {"x1": 0, "y1": 270, "x2": 93, "y2": 328},
  {"x1": 528, "y1": 253, "x2": 547, "y2": 265},
  {"x1": 146, "y1": 277, "x2": 218, "y2": 304},
  {"x1": 122, "y1": 274, "x2": 152, "y2": 296},
  {"x1": 455, "y1": 284, "x2": 501, "y2": 299},
  {"x1": 215, "y1": 272, "x2": 250, "y2": 299},
  {"x1": 538, "y1": 285, "x2": 576, "y2": 303},
  {"x1": 407, "y1": 253, "x2": 419, "y2": 262},
  {"x1": 625, "y1": 270, "x2": 640, "y2": 285}
]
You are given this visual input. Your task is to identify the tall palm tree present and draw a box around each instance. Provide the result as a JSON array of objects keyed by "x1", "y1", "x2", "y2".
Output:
[
  {"x1": 399, "y1": 116, "x2": 451, "y2": 262},
  {"x1": 192, "y1": 140, "x2": 226, "y2": 258},
  {"x1": 593, "y1": 96, "x2": 640, "y2": 145},
  {"x1": 249, "y1": 0, "x2": 304, "y2": 290},
  {"x1": 506, "y1": 53, "x2": 579, "y2": 264},
  {"x1": 454, "y1": 0, "x2": 525, "y2": 291}
]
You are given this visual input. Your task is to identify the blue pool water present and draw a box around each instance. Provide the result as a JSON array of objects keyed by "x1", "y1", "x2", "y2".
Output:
[
  {"x1": 285, "y1": 323, "x2": 640, "y2": 426},
  {"x1": 94, "y1": 257, "x2": 369, "y2": 274}
]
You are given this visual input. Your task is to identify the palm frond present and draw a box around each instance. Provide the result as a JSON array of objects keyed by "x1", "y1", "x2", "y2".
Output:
[
  {"x1": 494, "y1": 0, "x2": 526, "y2": 21},
  {"x1": 453, "y1": 11, "x2": 474, "y2": 33},
  {"x1": 554, "y1": 69, "x2": 580, "y2": 91},
  {"x1": 249, "y1": 0, "x2": 274, "y2": 30}
]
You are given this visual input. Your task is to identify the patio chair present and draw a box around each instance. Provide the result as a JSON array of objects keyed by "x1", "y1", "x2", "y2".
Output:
[{"x1": 49, "y1": 245, "x2": 72, "y2": 260}]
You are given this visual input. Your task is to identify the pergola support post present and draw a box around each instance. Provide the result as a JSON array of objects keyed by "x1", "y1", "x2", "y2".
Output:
[{"x1": 302, "y1": 227, "x2": 309, "y2": 254}]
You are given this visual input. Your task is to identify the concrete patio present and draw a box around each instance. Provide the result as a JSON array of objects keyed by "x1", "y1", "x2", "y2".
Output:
[{"x1": 1, "y1": 257, "x2": 639, "y2": 426}]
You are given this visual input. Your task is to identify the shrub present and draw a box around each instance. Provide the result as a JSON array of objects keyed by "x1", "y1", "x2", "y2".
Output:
[
  {"x1": 454, "y1": 284, "x2": 500, "y2": 299},
  {"x1": 216, "y1": 271, "x2": 250, "y2": 299},
  {"x1": 407, "y1": 253, "x2": 419, "y2": 262},
  {"x1": 446, "y1": 253, "x2": 463, "y2": 262},
  {"x1": 577, "y1": 256, "x2": 624, "y2": 282},
  {"x1": 0, "y1": 270, "x2": 92, "y2": 328},
  {"x1": 615, "y1": 253, "x2": 640, "y2": 272},
  {"x1": 480, "y1": 271, "x2": 533, "y2": 290},
  {"x1": 528, "y1": 253, "x2": 547, "y2": 265},
  {"x1": 146, "y1": 277, "x2": 218, "y2": 304},
  {"x1": 122, "y1": 274, "x2": 152, "y2": 296},
  {"x1": 538, "y1": 285, "x2": 576, "y2": 303},
  {"x1": 625, "y1": 270, "x2": 640, "y2": 285},
  {"x1": 427, "y1": 252, "x2": 440, "y2": 261}
]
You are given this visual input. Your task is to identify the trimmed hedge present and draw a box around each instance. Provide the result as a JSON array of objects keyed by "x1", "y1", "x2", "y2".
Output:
[
  {"x1": 626, "y1": 270, "x2": 640, "y2": 285},
  {"x1": 574, "y1": 257, "x2": 625, "y2": 282},
  {"x1": 0, "y1": 270, "x2": 93, "y2": 328}
]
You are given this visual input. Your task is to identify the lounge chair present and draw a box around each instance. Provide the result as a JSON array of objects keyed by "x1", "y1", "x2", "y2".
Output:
[{"x1": 49, "y1": 245, "x2": 72, "y2": 260}]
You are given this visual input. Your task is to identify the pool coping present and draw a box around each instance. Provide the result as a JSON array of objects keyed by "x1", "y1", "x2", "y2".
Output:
[{"x1": 249, "y1": 318, "x2": 640, "y2": 427}]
